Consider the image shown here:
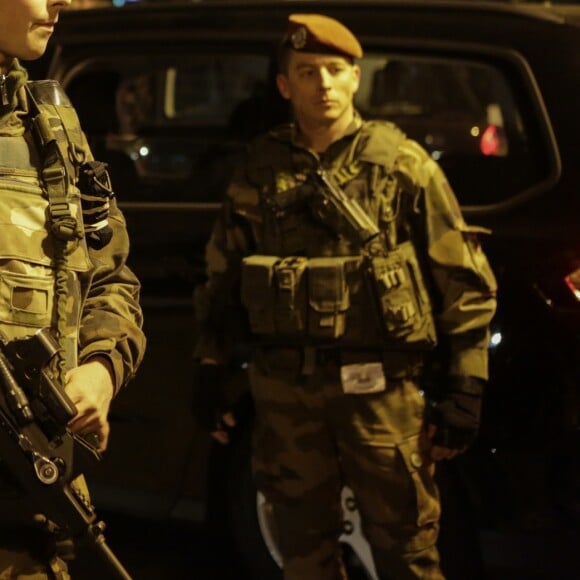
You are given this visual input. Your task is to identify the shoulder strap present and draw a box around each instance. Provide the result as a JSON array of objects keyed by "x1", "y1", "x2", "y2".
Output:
[
  {"x1": 26, "y1": 81, "x2": 84, "y2": 242},
  {"x1": 26, "y1": 80, "x2": 86, "y2": 159},
  {"x1": 25, "y1": 81, "x2": 84, "y2": 382},
  {"x1": 29, "y1": 81, "x2": 115, "y2": 250},
  {"x1": 329, "y1": 121, "x2": 408, "y2": 248}
]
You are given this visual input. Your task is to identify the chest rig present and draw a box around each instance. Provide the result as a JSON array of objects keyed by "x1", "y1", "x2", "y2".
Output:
[
  {"x1": 239, "y1": 121, "x2": 438, "y2": 350},
  {"x1": 245, "y1": 121, "x2": 400, "y2": 256},
  {"x1": 0, "y1": 80, "x2": 114, "y2": 382}
]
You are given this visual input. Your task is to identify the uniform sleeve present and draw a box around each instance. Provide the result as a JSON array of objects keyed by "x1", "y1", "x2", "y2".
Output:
[
  {"x1": 77, "y1": 197, "x2": 146, "y2": 393},
  {"x1": 193, "y1": 162, "x2": 257, "y2": 362},
  {"x1": 397, "y1": 140, "x2": 497, "y2": 380},
  {"x1": 66, "y1": 129, "x2": 144, "y2": 392}
]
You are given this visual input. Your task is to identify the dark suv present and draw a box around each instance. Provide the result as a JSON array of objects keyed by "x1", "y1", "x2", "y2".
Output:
[{"x1": 35, "y1": 1, "x2": 580, "y2": 578}]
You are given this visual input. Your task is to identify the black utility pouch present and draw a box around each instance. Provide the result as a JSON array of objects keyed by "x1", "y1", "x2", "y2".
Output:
[
  {"x1": 241, "y1": 255, "x2": 308, "y2": 338},
  {"x1": 308, "y1": 257, "x2": 352, "y2": 340},
  {"x1": 370, "y1": 241, "x2": 437, "y2": 349},
  {"x1": 77, "y1": 160, "x2": 114, "y2": 249},
  {"x1": 274, "y1": 256, "x2": 308, "y2": 335},
  {"x1": 241, "y1": 255, "x2": 280, "y2": 335}
]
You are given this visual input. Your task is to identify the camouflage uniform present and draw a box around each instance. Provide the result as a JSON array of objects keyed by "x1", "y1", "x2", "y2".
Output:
[
  {"x1": 195, "y1": 114, "x2": 496, "y2": 579},
  {"x1": 0, "y1": 60, "x2": 145, "y2": 578}
]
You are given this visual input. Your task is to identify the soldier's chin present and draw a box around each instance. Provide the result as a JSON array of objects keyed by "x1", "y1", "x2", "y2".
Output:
[
  {"x1": 21, "y1": 41, "x2": 50, "y2": 61},
  {"x1": 319, "y1": 110, "x2": 344, "y2": 124}
]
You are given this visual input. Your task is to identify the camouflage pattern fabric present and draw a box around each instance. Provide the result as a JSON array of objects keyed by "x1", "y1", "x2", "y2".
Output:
[
  {"x1": 0, "y1": 60, "x2": 145, "y2": 573},
  {"x1": 0, "y1": 549, "x2": 69, "y2": 580},
  {"x1": 195, "y1": 118, "x2": 496, "y2": 378},
  {"x1": 394, "y1": 139, "x2": 497, "y2": 379},
  {"x1": 195, "y1": 117, "x2": 496, "y2": 577},
  {"x1": 0, "y1": 60, "x2": 145, "y2": 392},
  {"x1": 251, "y1": 348, "x2": 442, "y2": 579}
]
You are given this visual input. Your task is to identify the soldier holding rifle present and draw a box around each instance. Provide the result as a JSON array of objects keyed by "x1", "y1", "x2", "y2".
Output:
[{"x1": 0, "y1": 1, "x2": 145, "y2": 577}]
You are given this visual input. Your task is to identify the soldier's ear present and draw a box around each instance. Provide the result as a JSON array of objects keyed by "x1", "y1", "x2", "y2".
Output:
[
  {"x1": 352, "y1": 64, "x2": 361, "y2": 94},
  {"x1": 276, "y1": 73, "x2": 291, "y2": 100}
]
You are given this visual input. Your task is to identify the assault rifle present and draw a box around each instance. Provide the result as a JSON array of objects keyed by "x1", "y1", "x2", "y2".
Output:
[
  {"x1": 0, "y1": 328, "x2": 132, "y2": 580},
  {"x1": 314, "y1": 169, "x2": 389, "y2": 252},
  {"x1": 314, "y1": 168, "x2": 438, "y2": 348}
]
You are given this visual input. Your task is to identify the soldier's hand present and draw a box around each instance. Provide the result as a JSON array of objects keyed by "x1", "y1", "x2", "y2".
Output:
[
  {"x1": 425, "y1": 375, "x2": 485, "y2": 461},
  {"x1": 65, "y1": 358, "x2": 115, "y2": 453},
  {"x1": 211, "y1": 412, "x2": 237, "y2": 445},
  {"x1": 210, "y1": 391, "x2": 255, "y2": 445}
]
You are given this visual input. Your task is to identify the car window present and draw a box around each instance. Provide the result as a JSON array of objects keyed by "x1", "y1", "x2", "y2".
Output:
[
  {"x1": 63, "y1": 50, "x2": 553, "y2": 209},
  {"x1": 65, "y1": 53, "x2": 284, "y2": 205},
  {"x1": 356, "y1": 55, "x2": 551, "y2": 207},
  {"x1": 166, "y1": 56, "x2": 269, "y2": 123}
]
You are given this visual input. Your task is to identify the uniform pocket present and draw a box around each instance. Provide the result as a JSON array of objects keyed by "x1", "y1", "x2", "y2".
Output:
[
  {"x1": 0, "y1": 270, "x2": 53, "y2": 328},
  {"x1": 240, "y1": 255, "x2": 280, "y2": 335},
  {"x1": 308, "y1": 257, "x2": 351, "y2": 339},
  {"x1": 370, "y1": 241, "x2": 437, "y2": 348},
  {"x1": 274, "y1": 256, "x2": 308, "y2": 335},
  {"x1": 241, "y1": 255, "x2": 309, "y2": 336},
  {"x1": 397, "y1": 434, "x2": 441, "y2": 528},
  {"x1": 460, "y1": 224, "x2": 497, "y2": 292},
  {"x1": 0, "y1": 178, "x2": 92, "y2": 272}
]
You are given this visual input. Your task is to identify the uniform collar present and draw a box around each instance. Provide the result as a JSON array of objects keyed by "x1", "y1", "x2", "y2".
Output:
[
  {"x1": 270, "y1": 110, "x2": 364, "y2": 149},
  {"x1": 0, "y1": 59, "x2": 29, "y2": 125}
]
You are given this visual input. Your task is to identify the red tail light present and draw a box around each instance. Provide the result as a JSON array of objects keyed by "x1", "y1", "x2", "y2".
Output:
[
  {"x1": 564, "y1": 267, "x2": 580, "y2": 302},
  {"x1": 479, "y1": 125, "x2": 500, "y2": 155},
  {"x1": 480, "y1": 125, "x2": 503, "y2": 156}
]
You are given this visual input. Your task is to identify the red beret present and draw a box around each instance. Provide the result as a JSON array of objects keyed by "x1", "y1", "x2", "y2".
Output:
[{"x1": 284, "y1": 14, "x2": 363, "y2": 59}]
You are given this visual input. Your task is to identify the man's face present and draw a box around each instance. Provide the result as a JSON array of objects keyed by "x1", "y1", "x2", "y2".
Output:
[
  {"x1": 0, "y1": 0, "x2": 71, "y2": 65},
  {"x1": 277, "y1": 52, "x2": 360, "y2": 128}
]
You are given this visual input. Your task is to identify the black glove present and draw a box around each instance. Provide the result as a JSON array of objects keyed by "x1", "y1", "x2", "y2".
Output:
[
  {"x1": 191, "y1": 363, "x2": 228, "y2": 432},
  {"x1": 428, "y1": 375, "x2": 485, "y2": 450}
]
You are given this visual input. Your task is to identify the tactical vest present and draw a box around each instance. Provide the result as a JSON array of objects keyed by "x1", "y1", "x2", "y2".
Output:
[
  {"x1": 238, "y1": 120, "x2": 437, "y2": 350},
  {"x1": 0, "y1": 80, "x2": 102, "y2": 371},
  {"x1": 0, "y1": 76, "x2": 114, "y2": 519}
]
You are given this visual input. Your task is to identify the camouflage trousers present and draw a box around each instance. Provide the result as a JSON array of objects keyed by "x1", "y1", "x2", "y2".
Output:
[
  {"x1": 250, "y1": 348, "x2": 444, "y2": 580},
  {"x1": 0, "y1": 476, "x2": 89, "y2": 580},
  {"x1": 0, "y1": 540, "x2": 69, "y2": 580}
]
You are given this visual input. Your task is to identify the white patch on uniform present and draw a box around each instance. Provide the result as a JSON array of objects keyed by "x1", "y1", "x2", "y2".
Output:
[
  {"x1": 10, "y1": 205, "x2": 45, "y2": 236},
  {"x1": 341, "y1": 362, "x2": 386, "y2": 394}
]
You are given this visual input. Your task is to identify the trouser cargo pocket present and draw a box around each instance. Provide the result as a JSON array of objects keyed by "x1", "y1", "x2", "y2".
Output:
[{"x1": 397, "y1": 434, "x2": 440, "y2": 529}]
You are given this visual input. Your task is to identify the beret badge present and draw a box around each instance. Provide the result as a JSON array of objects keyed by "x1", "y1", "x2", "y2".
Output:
[{"x1": 291, "y1": 26, "x2": 308, "y2": 50}]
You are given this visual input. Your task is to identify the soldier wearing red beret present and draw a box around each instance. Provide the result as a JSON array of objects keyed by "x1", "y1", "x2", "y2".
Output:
[{"x1": 193, "y1": 13, "x2": 497, "y2": 580}]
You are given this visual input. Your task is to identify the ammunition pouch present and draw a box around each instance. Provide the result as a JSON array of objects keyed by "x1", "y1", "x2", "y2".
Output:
[
  {"x1": 369, "y1": 240, "x2": 437, "y2": 349},
  {"x1": 241, "y1": 255, "x2": 359, "y2": 340},
  {"x1": 307, "y1": 257, "x2": 352, "y2": 339},
  {"x1": 241, "y1": 247, "x2": 437, "y2": 350}
]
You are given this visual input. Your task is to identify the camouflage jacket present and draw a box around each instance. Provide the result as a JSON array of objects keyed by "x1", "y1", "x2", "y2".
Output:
[
  {"x1": 194, "y1": 117, "x2": 496, "y2": 380},
  {"x1": 0, "y1": 60, "x2": 145, "y2": 393}
]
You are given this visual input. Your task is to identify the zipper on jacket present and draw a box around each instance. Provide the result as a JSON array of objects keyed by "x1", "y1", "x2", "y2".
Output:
[{"x1": 0, "y1": 74, "x2": 8, "y2": 106}]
